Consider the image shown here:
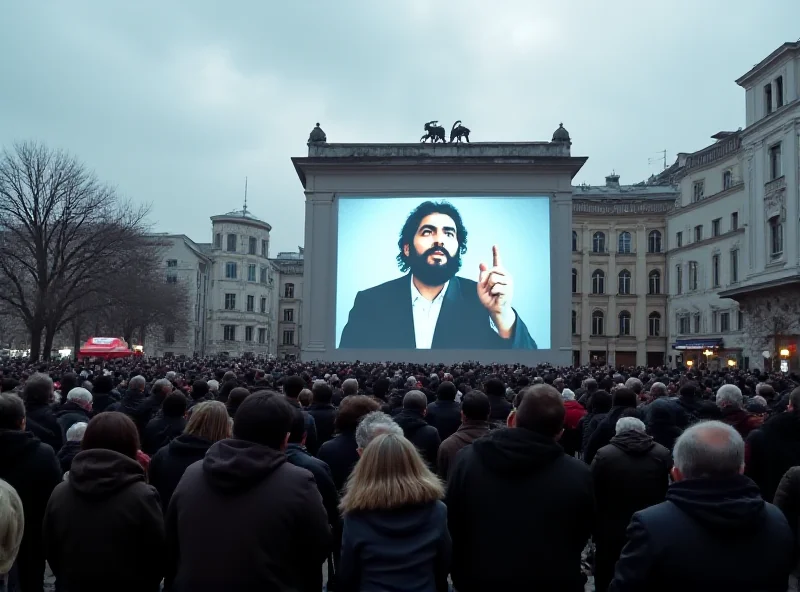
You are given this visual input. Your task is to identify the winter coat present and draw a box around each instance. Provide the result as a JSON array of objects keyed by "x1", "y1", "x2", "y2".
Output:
[
  {"x1": 307, "y1": 403, "x2": 337, "y2": 447},
  {"x1": 487, "y1": 396, "x2": 512, "y2": 426},
  {"x1": 285, "y1": 444, "x2": 340, "y2": 549},
  {"x1": 446, "y1": 427, "x2": 593, "y2": 592},
  {"x1": 426, "y1": 400, "x2": 462, "y2": 442},
  {"x1": 774, "y1": 466, "x2": 800, "y2": 573},
  {"x1": 24, "y1": 402, "x2": 63, "y2": 452},
  {"x1": 720, "y1": 406, "x2": 764, "y2": 439},
  {"x1": 165, "y1": 438, "x2": 331, "y2": 592},
  {"x1": 141, "y1": 415, "x2": 187, "y2": 456},
  {"x1": 584, "y1": 405, "x2": 639, "y2": 465},
  {"x1": 747, "y1": 411, "x2": 800, "y2": 502},
  {"x1": 562, "y1": 400, "x2": 587, "y2": 457},
  {"x1": 148, "y1": 433, "x2": 212, "y2": 511},
  {"x1": 43, "y1": 449, "x2": 165, "y2": 592},
  {"x1": 286, "y1": 398, "x2": 319, "y2": 455},
  {"x1": 317, "y1": 430, "x2": 360, "y2": 493},
  {"x1": 591, "y1": 430, "x2": 672, "y2": 592},
  {"x1": 394, "y1": 410, "x2": 441, "y2": 469},
  {"x1": 610, "y1": 475, "x2": 793, "y2": 592},
  {"x1": 581, "y1": 411, "x2": 606, "y2": 455},
  {"x1": 0, "y1": 430, "x2": 61, "y2": 592},
  {"x1": 54, "y1": 401, "x2": 91, "y2": 440},
  {"x1": 339, "y1": 501, "x2": 450, "y2": 592},
  {"x1": 645, "y1": 398, "x2": 683, "y2": 452},
  {"x1": 90, "y1": 392, "x2": 118, "y2": 414},
  {"x1": 56, "y1": 440, "x2": 82, "y2": 475},
  {"x1": 436, "y1": 420, "x2": 491, "y2": 481}
]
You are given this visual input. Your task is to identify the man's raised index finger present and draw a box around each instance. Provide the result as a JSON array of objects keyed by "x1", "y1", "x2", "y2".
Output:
[{"x1": 492, "y1": 245, "x2": 502, "y2": 268}]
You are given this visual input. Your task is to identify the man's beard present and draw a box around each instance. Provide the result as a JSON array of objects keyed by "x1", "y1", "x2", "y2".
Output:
[{"x1": 408, "y1": 246, "x2": 461, "y2": 287}]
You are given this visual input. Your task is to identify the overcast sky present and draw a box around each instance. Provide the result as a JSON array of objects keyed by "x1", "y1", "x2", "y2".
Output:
[{"x1": 2, "y1": 1, "x2": 798, "y2": 253}]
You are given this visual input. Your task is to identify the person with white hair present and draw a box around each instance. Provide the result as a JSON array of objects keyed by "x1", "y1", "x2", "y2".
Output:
[
  {"x1": 207, "y1": 379, "x2": 220, "y2": 394},
  {"x1": 611, "y1": 421, "x2": 793, "y2": 591},
  {"x1": 57, "y1": 421, "x2": 88, "y2": 475},
  {"x1": 55, "y1": 387, "x2": 93, "y2": 440},
  {"x1": 716, "y1": 383, "x2": 763, "y2": 439},
  {"x1": 355, "y1": 411, "x2": 403, "y2": 453},
  {"x1": 560, "y1": 388, "x2": 587, "y2": 457},
  {"x1": 0, "y1": 478, "x2": 24, "y2": 591},
  {"x1": 591, "y1": 414, "x2": 672, "y2": 592}
]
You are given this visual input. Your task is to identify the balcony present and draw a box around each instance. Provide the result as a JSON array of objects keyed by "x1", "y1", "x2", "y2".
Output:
[{"x1": 765, "y1": 175, "x2": 786, "y2": 195}]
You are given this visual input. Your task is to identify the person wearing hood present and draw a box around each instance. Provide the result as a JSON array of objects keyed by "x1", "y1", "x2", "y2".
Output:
[
  {"x1": 560, "y1": 388, "x2": 586, "y2": 457},
  {"x1": 141, "y1": 391, "x2": 188, "y2": 456},
  {"x1": 0, "y1": 392, "x2": 62, "y2": 592},
  {"x1": 584, "y1": 387, "x2": 639, "y2": 464},
  {"x1": 426, "y1": 381, "x2": 462, "y2": 442},
  {"x1": 57, "y1": 421, "x2": 87, "y2": 476},
  {"x1": 437, "y1": 390, "x2": 492, "y2": 481},
  {"x1": 591, "y1": 416, "x2": 672, "y2": 592},
  {"x1": 338, "y1": 432, "x2": 450, "y2": 592},
  {"x1": 165, "y1": 391, "x2": 331, "y2": 592},
  {"x1": 610, "y1": 420, "x2": 793, "y2": 592},
  {"x1": 54, "y1": 387, "x2": 92, "y2": 440},
  {"x1": 22, "y1": 372, "x2": 63, "y2": 453},
  {"x1": 149, "y1": 401, "x2": 230, "y2": 511},
  {"x1": 445, "y1": 384, "x2": 593, "y2": 592},
  {"x1": 645, "y1": 397, "x2": 683, "y2": 452},
  {"x1": 43, "y1": 411, "x2": 165, "y2": 592},
  {"x1": 394, "y1": 391, "x2": 441, "y2": 469}
]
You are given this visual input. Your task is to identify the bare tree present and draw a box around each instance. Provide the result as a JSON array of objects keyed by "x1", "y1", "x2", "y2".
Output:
[{"x1": 0, "y1": 141, "x2": 150, "y2": 360}]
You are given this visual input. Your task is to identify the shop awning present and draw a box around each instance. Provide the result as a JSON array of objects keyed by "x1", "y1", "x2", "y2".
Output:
[
  {"x1": 671, "y1": 338, "x2": 724, "y2": 351},
  {"x1": 78, "y1": 337, "x2": 134, "y2": 359}
]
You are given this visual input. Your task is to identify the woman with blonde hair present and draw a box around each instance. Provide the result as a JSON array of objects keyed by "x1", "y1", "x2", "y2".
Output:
[
  {"x1": 338, "y1": 432, "x2": 450, "y2": 592},
  {"x1": 0, "y1": 479, "x2": 24, "y2": 592},
  {"x1": 149, "y1": 401, "x2": 231, "y2": 510}
]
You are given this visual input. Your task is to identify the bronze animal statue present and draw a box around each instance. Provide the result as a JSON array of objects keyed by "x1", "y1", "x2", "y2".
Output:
[
  {"x1": 450, "y1": 120, "x2": 470, "y2": 143},
  {"x1": 420, "y1": 121, "x2": 446, "y2": 143}
]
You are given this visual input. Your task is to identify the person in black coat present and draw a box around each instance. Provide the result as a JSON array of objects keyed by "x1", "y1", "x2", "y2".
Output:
[
  {"x1": 57, "y1": 421, "x2": 88, "y2": 476},
  {"x1": 484, "y1": 377, "x2": 512, "y2": 426},
  {"x1": 0, "y1": 392, "x2": 62, "y2": 592},
  {"x1": 394, "y1": 391, "x2": 441, "y2": 469},
  {"x1": 308, "y1": 381, "x2": 337, "y2": 447},
  {"x1": 225, "y1": 387, "x2": 251, "y2": 418},
  {"x1": 591, "y1": 416, "x2": 672, "y2": 592},
  {"x1": 283, "y1": 376, "x2": 319, "y2": 455},
  {"x1": 23, "y1": 372, "x2": 64, "y2": 452},
  {"x1": 446, "y1": 385, "x2": 593, "y2": 592},
  {"x1": 141, "y1": 392, "x2": 188, "y2": 456},
  {"x1": 187, "y1": 380, "x2": 210, "y2": 410},
  {"x1": 426, "y1": 381, "x2": 462, "y2": 442},
  {"x1": 610, "y1": 420, "x2": 793, "y2": 591},
  {"x1": 90, "y1": 374, "x2": 119, "y2": 414},
  {"x1": 54, "y1": 387, "x2": 93, "y2": 441},
  {"x1": 579, "y1": 390, "x2": 612, "y2": 455},
  {"x1": 645, "y1": 397, "x2": 683, "y2": 452},
  {"x1": 584, "y1": 387, "x2": 639, "y2": 464}
]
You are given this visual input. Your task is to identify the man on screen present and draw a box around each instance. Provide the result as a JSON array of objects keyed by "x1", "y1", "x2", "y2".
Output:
[{"x1": 339, "y1": 200, "x2": 537, "y2": 350}]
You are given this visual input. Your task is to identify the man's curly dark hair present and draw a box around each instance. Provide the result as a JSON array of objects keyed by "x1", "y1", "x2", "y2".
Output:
[{"x1": 396, "y1": 200, "x2": 468, "y2": 272}]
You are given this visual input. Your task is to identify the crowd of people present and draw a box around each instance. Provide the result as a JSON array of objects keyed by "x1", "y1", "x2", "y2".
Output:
[{"x1": 1, "y1": 356, "x2": 800, "y2": 591}]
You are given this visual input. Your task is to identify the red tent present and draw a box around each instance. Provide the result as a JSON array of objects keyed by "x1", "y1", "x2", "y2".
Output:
[{"x1": 78, "y1": 337, "x2": 134, "y2": 360}]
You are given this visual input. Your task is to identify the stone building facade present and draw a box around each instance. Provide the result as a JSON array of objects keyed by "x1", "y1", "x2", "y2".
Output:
[{"x1": 272, "y1": 248, "x2": 304, "y2": 360}]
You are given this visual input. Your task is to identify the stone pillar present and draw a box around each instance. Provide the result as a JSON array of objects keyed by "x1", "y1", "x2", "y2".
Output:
[
  {"x1": 580, "y1": 224, "x2": 591, "y2": 364},
  {"x1": 607, "y1": 225, "x2": 617, "y2": 366},
  {"x1": 635, "y1": 224, "x2": 648, "y2": 366},
  {"x1": 302, "y1": 191, "x2": 334, "y2": 357}
]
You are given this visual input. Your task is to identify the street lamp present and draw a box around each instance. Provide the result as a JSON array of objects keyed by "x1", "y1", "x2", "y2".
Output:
[
  {"x1": 780, "y1": 348, "x2": 790, "y2": 373},
  {"x1": 727, "y1": 359, "x2": 737, "y2": 368},
  {"x1": 686, "y1": 360, "x2": 694, "y2": 367},
  {"x1": 780, "y1": 348, "x2": 790, "y2": 358}
]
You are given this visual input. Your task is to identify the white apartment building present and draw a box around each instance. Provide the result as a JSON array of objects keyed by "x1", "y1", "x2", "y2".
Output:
[
  {"x1": 272, "y1": 248, "x2": 304, "y2": 360},
  {"x1": 719, "y1": 41, "x2": 800, "y2": 370},
  {"x1": 667, "y1": 131, "x2": 747, "y2": 369}
]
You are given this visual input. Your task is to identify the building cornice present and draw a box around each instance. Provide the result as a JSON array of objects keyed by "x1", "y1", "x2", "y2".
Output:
[
  {"x1": 736, "y1": 42, "x2": 800, "y2": 88},
  {"x1": 667, "y1": 228, "x2": 745, "y2": 255},
  {"x1": 667, "y1": 182, "x2": 745, "y2": 217}
]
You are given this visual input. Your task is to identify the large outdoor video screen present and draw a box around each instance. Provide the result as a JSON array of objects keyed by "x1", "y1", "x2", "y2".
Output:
[{"x1": 335, "y1": 196, "x2": 551, "y2": 350}]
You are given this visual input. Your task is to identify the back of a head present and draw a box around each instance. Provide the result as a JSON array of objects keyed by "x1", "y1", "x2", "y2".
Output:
[
  {"x1": 233, "y1": 391, "x2": 295, "y2": 449},
  {"x1": 283, "y1": 375, "x2": 305, "y2": 399},
  {"x1": 589, "y1": 390, "x2": 612, "y2": 414},
  {"x1": 287, "y1": 405, "x2": 308, "y2": 444},
  {"x1": 222, "y1": 371, "x2": 237, "y2": 384},
  {"x1": 342, "y1": 378, "x2": 360, "y2": 396},
  {"x1": 67, "y1": 387, "x2": 93, "y2": 406},
  {"x1": 24, "y1": 373, "x2": 53, "y2": 406},
  {"x1": 680, "y1": 382, "x2": 698, "y2": 398},
  {"x1": 515, "y1": 385, "x2": 565, "y2": 438},
  {"x1": 355, "y1": 410, "x2": 403, "y2": 449},
  {"x1": 162, "y1": 391, "x2": 188, "y2": 418},
  {"x1": 192, "y1": 380, "x2": 210, "y2": 400},
  {"x1": 312, "y1": 381, "x2": 333, "y2": 404},
  {"x1": 716, "y1": 384, "x2": 743, "y2": 409},
  {"x1": 66, "y1": 422, "x2": 88, "y2": 442},
  {"x1": 436, "y1": 381, "x2": 457, "y2": 402},
  {"x1": 461, "y1": 390, "x2": 490, "y2": 421},
  {"x1": 59, "y1": 373, "x2": 78, "y2": 395},
  {"x1": 186, "y1": 400, "x2": 231, "y2": 443},
  {"x1": 650, "y1": 382, "x2": 667, "y2": 398},
  {"x1": 128, "y1": 375, "x2": 146, "y2": 392},
  {"x1": 612, "y1": 387, "x2": 637, "y2": 408},
  {"x1": 152, "y1": 378, "x2": 173, "y2": 398},
  {"x1": 226, "y1": 387, "x2": 251, "y2": 411},
  {"x1": 483, "y1": 378, "x2": 505, "y2": 398},
  {"x1": 673, "y1": 420, "x2": 744, "y2": 479},
  {"x1": 615, "y1": 416, "x2": 646, "y2": 435},
  {"x1": 373, "y1": 378, "x2": 391, "y2": 399},
  {"x1": 335, "y1": 395, "x2": 381, "y2": 433},
  {"x1": 403, "y1": 390, "x2": 428, "y2": 412},
  {"x1": 0, "y1": 393, "x2": 25, "y2": 431},
  {"x1": 82, "y1": 412, "x2": 140, "y2": 460},
  {"x1": 92, "y1": 374, "x2": 114, "y2": 394},
  {"x1": 585, "y1": 378, "x2": 598, "y2": 393},
  {"x1": 561, "y1": 388, "x2": 575, "y2": 401},
  {"x1": 625, "y1": 377, "x2": 643, "y2": 395},
  {"x1": 0, "y1": 478, "x2": 24, "y2": 575}
]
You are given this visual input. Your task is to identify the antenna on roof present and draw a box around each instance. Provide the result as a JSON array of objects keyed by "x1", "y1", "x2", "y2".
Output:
[
  {"x1": 243, "y1": 177, "x2": 248, "y2": 215},
  {"x1": 648, "y1": 150, "x2": 667, "y2": 171}
]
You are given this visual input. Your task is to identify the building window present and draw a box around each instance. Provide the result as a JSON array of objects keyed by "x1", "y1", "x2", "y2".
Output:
[
  {"x1": 284, "y1": 308, "x2": 294, "y2": 322},
  {"x1": 649, "y1": 270, "x2": 661, "y2": 294},
  {"x1": 618, "y1": 269, "x2": 631, "y2": 295},
  {"x1": 693, "y1": 313, "x2": 701, "y2": 334},
  {"x1": 244, "y1": 326, "x2": 253, "y2": 342},
  {"x1": 712, "y1": 219, "x2": 721, "y2": 237},
  {"x1": 770, "y1": 217, "x2": 783, "y2": 258},
  {"x1": 712, "y1": 311, "x2": 718, "y2": 332},
  {"x1": 571, "y1": 310, "x2": 577, "y2": 335},
  {"x1": 688, "y1": 261, "x2": 698, "y2": 290},
  {"x1": 571, "y1": 269, "x2": 578, "y2": 294},
  {"x1": 765, "y1": 83, "x2": 773, "y2": 114},
  {"x1": 164, "y1": 327, "x2": 175, "y2": 344},
  {"x1": 284, "y1": 283, "x2": 295, "y2": 298},
  {"x1": 737, "y1": 310, "x2": 744, "y2": 330},
  {"x1": 226, "y1": 233, "x2": 237, "y2": 252},
  {"x1": 676, "y1": 264, "x2": 683, "y2": 294},
  {"x1": 572, "y1": 231, "x2": 578, "y2": 252},
  {"x1": 730, "y1": 249, "x2": 739, "y2": 283},
  {"x1": 648, "y1": 230, "x2": 662, "y2": 253},
  {"x1": 720, "y1": 312, "x2": 730, "y2": 333},
  {"x1": 618, "y1": 231, "x2": 632, "y2": 254},
  {"x1": 591, "y1": 270, "x2": 605, "y2": 294},
  {"x1": 592, "y1": 232, "x2": 605, "y2": 253},
  {"x1": 694, "y1": 225, "x2": 703, "y2": 242},
  {"x1": 246, "y1": 264, "x2": 256, "y2": 282},
  {"x1": 166, "y1": 259, "x2": 177, "y2": 268},
  {"x1": 258, "y1": 328, "x2": 266, "y2": 344},
  {"x1": 769, "y1": 143, "x2": 782, "y2": 180},
  {"x1": 649, "y1": 312, "x2": 661, "y2": 337},
  {"x1": 712, "y1": 254, "x2": 720, "y2": 288},
  {"x1": 283, "y1": 330, "x2": 295, "y2": 345},
  {"x1": 260, "y1": 296, "x2": 267, "y2": 313},
  {"x1": 591, "y1": 311, "x2": 604, "y2": 336},
  {"x1": 731, "y1": 212, "x2": 738, "y2": 231},
  {"x1": 692, "y1": 181, "x2": 704, "y2": 203},
  {"x1": 676, "y1": 231, "x2": 683, "y2": 248},
  {"x1": 166, "y1": 274, "x2": 177, "y2": 284},
  {"x1": 224, "y1": 293, "x2": 236, "y2": 310},
  {"x1": 214, "y1": 233, "x2": 222, "y2": 249},
  {"x1": 261, "y1": 239, "x2": 268, "y2": 257},
  {"x1": 225, "y1": 262, "x2": 237, "y2": 279},
  {"x1": 223, "y1": 325, "x2": 236, "y2": 341},
  {"x1": 248, "y1": 237, "x2": 257, "y2": 255},
  {"x1": 246, "y1": 295, "x2": 254, "y2": 312},
  {"x1": 722, "y1": 170, "x2": 733, "y2": 190},
  {"x1": 618, "y1": 310, "x2": 631, "y2": 336},
  {"x1": 678, "y1": 314, "x2": 690, "y2": 334},
  {"x1": 776, "y1": 76, "x2": 784, "y2": 108}
]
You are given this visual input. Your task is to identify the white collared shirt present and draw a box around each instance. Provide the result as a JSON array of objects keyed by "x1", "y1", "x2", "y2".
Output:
[{"x1": 410, "y1": 276, "x2": 449, "y2": 349}]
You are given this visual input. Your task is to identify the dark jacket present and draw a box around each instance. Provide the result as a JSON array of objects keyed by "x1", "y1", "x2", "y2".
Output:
[
  {"x1": 90, "y1": 391, "x2": 118, "y2": 415},
  {"x1": 148, "y1": 433, "x2": 213, "y2": 511},
  {"x1": 339, "y1": 501, "x2": 451, "y2": 592},
  {"x1": 774, "y1": 466, "x2": 800, "y2": 572},
  {"x1": 24, "y1": 401, "x2": 64, "y2": 452},
  {"x1": 581, "y1": 411, "x2": 606, "y2": 454},
  {"x1": 446, "y1": 428, "x2": 594, "y2": 592},
  {"x1": 584, "y1": 406, "x2": 637, "y2": 465},
  {"x1": 436, "y1": 420, "x2": 491, "y2": 481},
  {"x1": 43, "y1": 449, "x2": 165, "y2": 592},
  {"x1": 395, "y1": 410, "x2": 441, "y2": 468},
  {"x1": 487, "y1": 395, "x2": 513, "y2": 426},
  {"x1": 285, "y1": 443, "x2": 340, "y2": 528},
  {"x1": 426, "y1": 400, "x2": 462, "y2": 442},
  {"x1": 56, "y1": 440, "x2": 82, "y2": 475},
  {"x1": 0, "y1": 430, "x2": 61, "y2": 592},
  {"x1": 646, "y1": 399, "x2": 683, "y2": 452},
  {"x1": 54, "y1": 401, "x2": 91, "y2": 440},
  {"x1": 307, "y1": 403, "x2": 337, "y2": 447},
  {"x1": 720, "y1": 406, "x2": 764, "y2": 440},
  {"x1": 610, "y1": 475, "x2": 793, "y2": 592},
  {"x1": 591, "y1": 430, "x2": 672, "y2": 592},
  {"x1": 317, "y1": 430, "x2": 360, "y2": 493},
  {"x1": 747, "y1": 411, "x2": 800, "y2": 502},
  {"x1": 338, "y1": 275, "x2": 537, "y2": 349},
  {"x1": 286, "y1": 398, "x2": 318, "y2": 455},
  {"x1": 165, "y1": 439, "x2": 331, "y2": 592},
  {"x1": 141, "y1": 415, "x2": 187, "y2": 456}
]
